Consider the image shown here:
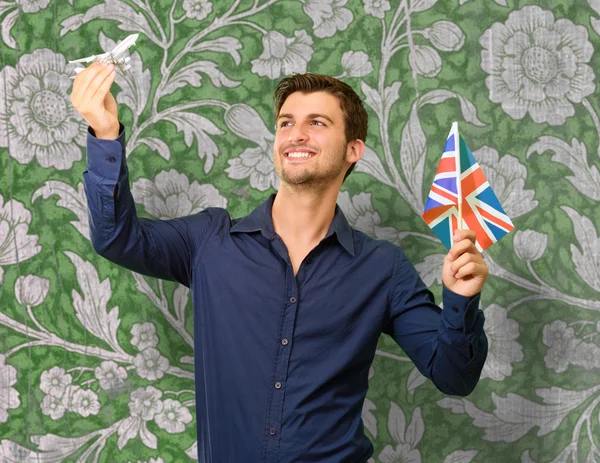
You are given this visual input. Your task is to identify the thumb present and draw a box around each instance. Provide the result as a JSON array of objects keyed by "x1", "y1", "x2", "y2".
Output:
[{"x1": 104, "y1": 91, "x2": 118, "y2": 118}]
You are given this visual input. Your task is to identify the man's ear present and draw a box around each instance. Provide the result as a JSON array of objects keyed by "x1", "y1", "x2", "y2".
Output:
[{"x1": 347, "y1": 138, "x2": 366, "y2": 164}]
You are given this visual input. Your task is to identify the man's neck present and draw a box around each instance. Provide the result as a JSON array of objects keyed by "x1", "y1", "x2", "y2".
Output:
[{"x1": 271, "y1": 183, "x2": 339, "y2": 249}]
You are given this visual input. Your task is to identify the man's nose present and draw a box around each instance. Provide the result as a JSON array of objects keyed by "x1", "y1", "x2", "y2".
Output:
[{"x1": 289, "y1": 124, "x2": 309, "y2": 143}]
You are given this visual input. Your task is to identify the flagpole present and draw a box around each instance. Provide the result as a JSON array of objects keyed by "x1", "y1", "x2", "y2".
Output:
[{"x1": 454, "y1": 121, "x2": 462, "y2": 231}]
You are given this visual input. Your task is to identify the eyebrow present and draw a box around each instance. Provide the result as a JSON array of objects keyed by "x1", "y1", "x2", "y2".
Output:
[{"x1": 277, "y1": 113, "x2": 335, "y2": 124}]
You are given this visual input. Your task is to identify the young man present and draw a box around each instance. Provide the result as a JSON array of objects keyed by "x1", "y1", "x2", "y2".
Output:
[{"x1": 71, "y1": 63, "x2": 488, "y2": 463}]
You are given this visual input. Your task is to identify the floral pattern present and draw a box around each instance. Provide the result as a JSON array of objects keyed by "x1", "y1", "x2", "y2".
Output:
[
  {"x1": 0, "y1": 355, "x2": 20, "y2": 423},
  {"x1": 480, "y1": 5, "x2": 595, "y2": 125},
  {"x1": 130, "y1": 322, "x2": 159, "y2": 351},
  {"x1": 131, "y1": 170, "x2": 227, "y2": 220},
  {"x1": 95, "y1": 361, "x2": 128, "y2": 391},
  {"x1": 0, "y1": 197, "x2": 41, "y2": 285},
  {"x1": 251, "y1": 30, "x2": 314, "y2": 79},
  {"x1": 1, "y1": 0, "x2": 599, "y2": 461},
  {"x1": 480, "y1": 305, "x2": 524, "y2": 381},
  {"x1": 155, "y1": 399, "x2": 193, "y2": 433},
  {"x1": 133, "y1": 348, "x2": 170, "y2": 381},
  {"x1": 302, "y1": 0, "x2": 353, "y2": 38},
  {"x1": 224, "y1": 104, "x2": 278, "y2": 191},
  {"x1": 0, "y1": 49, "x2": 87, "y2": 169},
  {"x1": 182, "y1": 0, "x2": 212, "y2": 21}
]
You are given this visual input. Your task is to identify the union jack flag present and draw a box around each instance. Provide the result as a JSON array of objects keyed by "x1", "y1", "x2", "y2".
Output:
[{"x1": 421, "y1": 122, "x2": 514, "y2": 251}]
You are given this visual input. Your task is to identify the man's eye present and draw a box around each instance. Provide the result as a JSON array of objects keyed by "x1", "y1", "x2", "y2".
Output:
[
  {"x1": 280, "y1": 121, "x2": 292, "y2": 127},
  {"x1": 312, "y1": 121, "x2": 325, "y2": 126}
]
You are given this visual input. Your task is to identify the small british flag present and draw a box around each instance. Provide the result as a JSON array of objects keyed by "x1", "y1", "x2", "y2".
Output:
[{"x1": 422, "y1": 122, "x2": 514, "y2": 251}]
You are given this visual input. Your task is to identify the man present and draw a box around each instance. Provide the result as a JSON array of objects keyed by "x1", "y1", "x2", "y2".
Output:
[{"x1": 71, "y1": 62, "x2": 488, "y2": 463}]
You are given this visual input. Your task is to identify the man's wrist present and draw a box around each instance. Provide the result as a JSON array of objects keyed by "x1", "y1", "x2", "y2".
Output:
[{"x1": 92, "y1": 123, "x2": 120, "y2": 140}]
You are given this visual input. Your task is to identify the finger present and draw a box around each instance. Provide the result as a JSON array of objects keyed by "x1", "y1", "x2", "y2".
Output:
[
  {"x1": 89, "y1": 65, "x2": 116, "y2": 106},
  {"x1": 72, "y1": 62, "x2": 107, "y2": 101},
  {"x1": 448, "y1": 251, "x2": 483, "y2": 276},
  {"x1": 84, "y1": 63, "x2": 115, "y2": 102},
  {"x1": 447, "y1": 239, "x2": 478, "y2": 262},
  {"x1": 453, "y1": 229, "x2": 476, "y2": 245},
  {"x1": 455, "y1": 261, "x2": 487, "y2": 280}
]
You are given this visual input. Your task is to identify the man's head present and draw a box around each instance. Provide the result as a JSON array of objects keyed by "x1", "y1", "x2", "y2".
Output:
[{"x1": 273, "y1": 74, "x2": 368, "y2": 188}]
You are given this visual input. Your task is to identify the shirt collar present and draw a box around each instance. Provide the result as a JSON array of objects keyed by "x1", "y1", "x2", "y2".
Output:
[{"x1": 230, "y1": 194, "x2": 355, "y2": 256}]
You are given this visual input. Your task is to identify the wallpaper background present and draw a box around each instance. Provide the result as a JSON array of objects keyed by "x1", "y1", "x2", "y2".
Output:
[{"x1": 1, "y1": 0, "x2": 600, "y2": 461}]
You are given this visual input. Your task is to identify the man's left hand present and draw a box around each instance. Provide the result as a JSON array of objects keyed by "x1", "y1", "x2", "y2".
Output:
[{"x1": 442, "y1": 229, "x2": 488, "y2": 298}]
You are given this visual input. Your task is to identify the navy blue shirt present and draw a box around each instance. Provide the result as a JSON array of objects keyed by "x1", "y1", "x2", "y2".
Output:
[{"x1": 83, "y1": 125, "x2": 487, "y2": 463}]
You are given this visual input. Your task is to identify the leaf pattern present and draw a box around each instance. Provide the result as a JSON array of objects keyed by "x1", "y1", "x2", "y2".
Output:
[{"x1": 65, "y1": 252, "x2": 124, "y2": 353}]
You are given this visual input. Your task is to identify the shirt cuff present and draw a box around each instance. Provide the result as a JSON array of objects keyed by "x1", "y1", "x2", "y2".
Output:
[
  {"x1": 441, "y1": 285, "x2": 481, "y2": 332},
  {"x1": 86, "y1": 123, "x2": 126, "y2": 181}
]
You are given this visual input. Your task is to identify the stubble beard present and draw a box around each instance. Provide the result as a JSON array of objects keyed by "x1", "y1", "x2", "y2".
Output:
[{"x1": 277, "y1": 142, "x2": 348, "y2": 189}]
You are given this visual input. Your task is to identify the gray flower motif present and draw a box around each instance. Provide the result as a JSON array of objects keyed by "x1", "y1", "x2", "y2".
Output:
[
  {"x1": 513, "y1": 230, "x2": 548, "y2": 261},
  {"x1": 155, "y1": 399, "x2": 193, "y2": 434},
  {"x1": 14, "y1": 275, "x2": 50, "y2": 307},
  {"x1": 16, "y1": 0, "x2": 51, "y2": 13},
  {"x1": 225, "y1": 104, "x2": 278, "y2": 192},
  {"x1": 129, "y1": 386, "x2": 163, "y2": 421},
  {"x1": 542, "y1": 320, "x2": 575, "y2": 373},
  {"x1": 571, "y1": 342, "x2": 600, "y2": 370},
  {"x1": 379, "y1": 444, "x2": 421, "y2": 463},
  {"x1": 131, "y1": 170, "x2": 227, "y2": 220},
  {"x1": 134, "y1": 348, "x2": 170, "y2": 381},
  {"x1": 409, "y1": 45, "x2": 442, "y2": 77},
  {"x1": 474, "y1": 147, "x2": 538, "y2": 218},
  {"x1": 336, "y1": 191, "x2": 404, "y2": 244},
  {"x1": 0, "y1": 196, "x2": 42, "y2": 285},
  {"x1": 480, "y1": 5, "x2": 595, "y2": 125},
  {"x1": 94, "y1": 361, "x2": 128, "y2": 391},
  {"x1": 40, "y1": 394, "x2": 66, "y2": 420},
  {"x1": 378, "y1": 402, "x2": 423, "y2": 463},
  {"x1": 302, "y1": 0, "x2": 353, "y2": 38},
  {"x1": 71, "y1": 388, "x2": 100, "y2": 417},
  {"x1": 363, "y1": 0, "x2": 391, "y2": 19},
  {"x1": 0, "y1": 49, "x2": 87, "y2": 169},
  {"x1": 480, "y1": 305, "x2": 524, "y2": 381},
  {"x1": 39, "y1": 366, "x2": 72, "y2": 398},
  {"x1": 0, "y1": 354, "x2": 20, "y2": 424},
  {"x1": 425, "y1": 21, "x2": 465, "y2": 52},
  {"x1": 130, "y1": 322, "x2": 159, "y2": 351},
  {"x1": 340, "y1": 51, "x2": 373, "y2": 78},
  {"x1": 251, "y1": 30, "x2": 314, "y2": 80},
  {"x1": 182, "y1": 0, "x2": 212, "y2": 20}
]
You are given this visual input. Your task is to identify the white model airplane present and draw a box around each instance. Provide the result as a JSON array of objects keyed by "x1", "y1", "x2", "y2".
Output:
[{"x1": 69, "y1": 34, "x2": 139, "y2": 77}]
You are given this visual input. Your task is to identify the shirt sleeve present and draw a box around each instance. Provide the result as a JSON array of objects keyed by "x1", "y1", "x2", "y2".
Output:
[
  {"x1": 383, "y1": 248, "x2": 488, "y2": 396},
  {"x1": 83, "y1": 124, "x2": 215, "y2": 287}
]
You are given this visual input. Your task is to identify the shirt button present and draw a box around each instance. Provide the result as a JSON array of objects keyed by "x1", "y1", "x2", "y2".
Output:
[
  {"x1": 290, "y1": 297, "x2": 297, "y2": 303},
  {"x1": 281, "y1": 338, "x2": 289, "y2": 346},
  {"x1": 107, "y1": 156, "x2": 116, "y2": 163},
  {"x1": 269, "y1": 428, "x2": 276, "y2": 436},
  {"x1": 452, "y1": 306, "x2": 459, "y2": 313},
  {"x1": 275, "y1": 381, "x2": 282, "y2": 389}
]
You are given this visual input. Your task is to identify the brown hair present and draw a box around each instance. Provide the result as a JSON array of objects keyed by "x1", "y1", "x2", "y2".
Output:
[{"x1": 274, "y1": 73, "x2": 368, "y2": 181}]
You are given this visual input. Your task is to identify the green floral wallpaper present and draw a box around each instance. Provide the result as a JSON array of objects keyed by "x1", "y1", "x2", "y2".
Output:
[{"x1": 1, "y1": 0, "x2": 599, "y2": 461}]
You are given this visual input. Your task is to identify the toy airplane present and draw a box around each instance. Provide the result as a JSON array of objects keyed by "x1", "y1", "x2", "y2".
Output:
[{"x1": 69, "y1": 34, "x2": 139, "y2": 77}]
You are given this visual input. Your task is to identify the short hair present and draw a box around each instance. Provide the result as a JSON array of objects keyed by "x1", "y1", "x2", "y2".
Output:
[{"x1": 274, "y1": 73, "x2": 368, "y2": 181}]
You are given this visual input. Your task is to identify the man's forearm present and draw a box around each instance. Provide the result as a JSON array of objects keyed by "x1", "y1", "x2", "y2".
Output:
[{"x1": 428, "y1": 287, "x2": 488, "y2": 396}]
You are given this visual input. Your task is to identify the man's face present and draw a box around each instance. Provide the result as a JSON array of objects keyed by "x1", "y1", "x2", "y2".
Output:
[{"x1": 274, "y1": 91, "x2": 349, "y2": 188}]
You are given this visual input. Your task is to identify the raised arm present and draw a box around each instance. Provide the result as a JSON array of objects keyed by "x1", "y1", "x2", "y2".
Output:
[
  {"x1": 383, "y1": 231, "x2": 489, "y2": 396},
  {"x1": 71, "y1": 62, "x2": 214, "y2": 287}
]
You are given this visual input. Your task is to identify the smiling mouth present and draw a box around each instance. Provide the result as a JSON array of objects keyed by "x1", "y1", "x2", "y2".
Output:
[{"x1": 284, "y1": 148, "x2": 318, "y2": 161}]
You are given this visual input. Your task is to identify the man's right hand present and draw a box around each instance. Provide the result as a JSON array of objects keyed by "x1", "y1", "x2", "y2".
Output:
[{"x1": 70, "y1": 62, "x2": 120, "y2": 140}]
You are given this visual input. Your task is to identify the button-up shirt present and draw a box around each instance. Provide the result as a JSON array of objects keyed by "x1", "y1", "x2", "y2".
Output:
[{"x1": 83, "y1": 125, "x2": 488, "y2": 463}]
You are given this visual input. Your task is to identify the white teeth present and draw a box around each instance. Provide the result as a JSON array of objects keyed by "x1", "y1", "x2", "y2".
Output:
[{"x1": 287, "y1": 152, "x2": 313, "y2": 158}]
